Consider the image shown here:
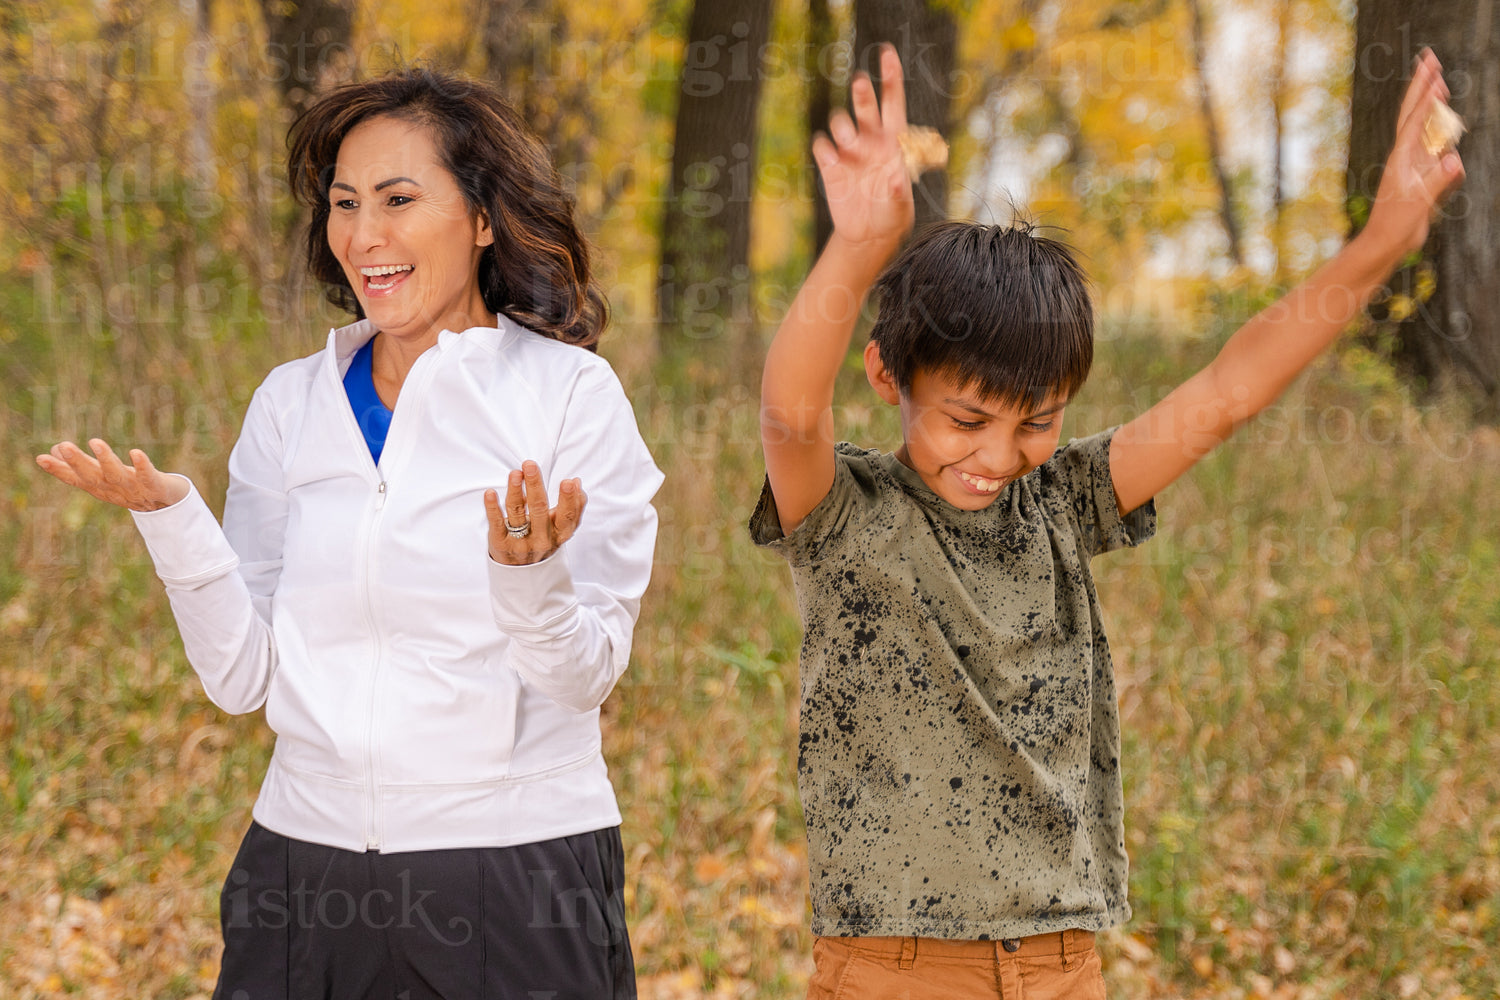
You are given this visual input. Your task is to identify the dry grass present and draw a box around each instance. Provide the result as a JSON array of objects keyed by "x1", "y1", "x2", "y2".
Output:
[{"x1": 3, "y1": 316, "x2": 1498, "y2": 999}]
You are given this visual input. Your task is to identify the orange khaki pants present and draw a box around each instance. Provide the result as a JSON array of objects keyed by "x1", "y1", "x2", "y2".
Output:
[{"x1": 806, "y1": 929, "x2": 1105, "y2": 1000}]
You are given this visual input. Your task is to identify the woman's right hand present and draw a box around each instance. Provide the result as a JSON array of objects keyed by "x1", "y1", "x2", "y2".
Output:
[{"x1": 36, "y1": 439, "x2": 190, "y2": 512}]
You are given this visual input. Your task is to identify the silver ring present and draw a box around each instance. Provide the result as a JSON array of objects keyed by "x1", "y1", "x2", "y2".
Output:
[{"x1": 503, "y1": 513, "x2": 531, "y2": 539}]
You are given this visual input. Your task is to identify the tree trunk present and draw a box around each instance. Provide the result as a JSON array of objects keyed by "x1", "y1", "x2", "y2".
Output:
[
  {"x1": 656, "y1": 0, "x2": 774, "y2": 357},
  {"x1": 479, "y1": 2, "x2": 591, "y2": 190},
  {"x1": 853, "y1": 0, "x2": 956, "y2": 232},
  {"x1": 807, "y1": 0, "x2": 838, "y2": 254},
  {"x1": 1185, "y1": 0, "x2": 1245, "y2": 269},
  {"x1": 256, "y1": 0, "x2": 356, "y2": 123},
  {"x1": 184, "y1": 0, "x2": 215, "y2": 339},
  {"x1": 1349, "y1": 0, "x2": 1500, "y2": 417},
  {"x1": 1270, "y1": 0, "x2": 1294, "y2": 281}
]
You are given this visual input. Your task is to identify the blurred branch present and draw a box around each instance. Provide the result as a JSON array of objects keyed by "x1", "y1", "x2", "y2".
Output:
[{"x1": 1185, "y1": 0, "x2": 1245, "y2": 268}]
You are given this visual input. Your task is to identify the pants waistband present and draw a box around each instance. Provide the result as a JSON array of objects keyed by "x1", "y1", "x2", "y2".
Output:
[{"x1": 837, "y1": 928, "x2": 1095, "y2": 964}]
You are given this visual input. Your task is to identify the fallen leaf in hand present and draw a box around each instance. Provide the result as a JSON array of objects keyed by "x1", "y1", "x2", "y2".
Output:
[
  {"x1": 898, "y1": 126, "x2": 949, "y2": 181},
  {"x1": 1423, "y1": 102, "x2": 1465, "y2": 156}
]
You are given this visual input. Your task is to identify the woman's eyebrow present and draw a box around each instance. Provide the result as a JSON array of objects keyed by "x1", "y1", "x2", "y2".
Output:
[{"x1": 327, "y1": 176, "x2": 421, "y2": 194}]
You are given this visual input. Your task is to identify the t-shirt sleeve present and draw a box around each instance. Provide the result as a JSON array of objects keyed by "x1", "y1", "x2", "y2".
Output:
[
  {"x1": 748, "y1": 448, "x2": 878, "y2": 566},
  {"x1": 1041, "y1": 426, "x2": 1156, "y2": 557}
]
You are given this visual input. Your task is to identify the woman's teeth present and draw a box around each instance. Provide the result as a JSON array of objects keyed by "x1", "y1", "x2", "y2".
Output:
[{"x1": 361, "y1": 264, "x2": 412, "y2": 290}]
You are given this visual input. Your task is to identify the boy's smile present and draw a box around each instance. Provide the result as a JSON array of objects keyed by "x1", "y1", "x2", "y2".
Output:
[{"x1": 866, "y1": 346, "x2": 1067, "y2": 510}]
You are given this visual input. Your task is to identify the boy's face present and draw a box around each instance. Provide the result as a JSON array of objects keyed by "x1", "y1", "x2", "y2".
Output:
[{"x1": 866, "y1": 346, "x2": 1067, "y2": 510}]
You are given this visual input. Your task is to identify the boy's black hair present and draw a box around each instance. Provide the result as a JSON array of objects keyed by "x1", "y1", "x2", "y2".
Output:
[{"x1": 869, "y1": 221, "x2": 1094, "y2": 410}]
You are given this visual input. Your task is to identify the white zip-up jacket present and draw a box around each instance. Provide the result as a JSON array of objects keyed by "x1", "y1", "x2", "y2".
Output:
[{"x1": 130, "y1": 319, "x2": 663, "y2": 853}]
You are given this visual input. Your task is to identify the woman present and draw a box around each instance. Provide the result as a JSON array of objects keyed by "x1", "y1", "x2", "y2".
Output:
[{"x1": 35, "y1": 69, "x2": 659, "y2": 999}]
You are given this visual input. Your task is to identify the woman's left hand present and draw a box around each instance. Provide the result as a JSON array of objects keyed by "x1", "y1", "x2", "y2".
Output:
[{"x1": 484, "y1": 460, "x2": 588, "y2": 565}]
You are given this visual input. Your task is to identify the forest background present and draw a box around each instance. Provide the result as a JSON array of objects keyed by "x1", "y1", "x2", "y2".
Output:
[{"x1": 1, "y1": 0, "x2": 1498, "y2": 997}]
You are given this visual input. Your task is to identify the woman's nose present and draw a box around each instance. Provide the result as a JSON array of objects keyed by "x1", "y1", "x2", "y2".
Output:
[{"x1": 352, "y1": 208, "x2": 387, "y2": 252}]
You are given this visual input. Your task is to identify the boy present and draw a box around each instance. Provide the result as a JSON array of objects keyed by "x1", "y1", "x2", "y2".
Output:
[{"x1": 752, "y1": 45, "x2": 1463, "y2": 999}]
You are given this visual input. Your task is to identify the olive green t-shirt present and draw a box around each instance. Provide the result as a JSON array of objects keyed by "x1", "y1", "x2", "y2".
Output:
[{"x1": 750, "y1": 428, "x2": 1155, "y2": 940}]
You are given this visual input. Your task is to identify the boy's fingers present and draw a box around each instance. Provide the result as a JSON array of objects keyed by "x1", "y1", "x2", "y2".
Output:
[
  {"x1": 1433, "y1": 150, "x2": 1466, "y2": 199},
  {"x1": 878, "y1": 43, "x2": 907, "y2": 132},
  {"x1": 1396, "y1": 87, "x2": 1449, "y2": 160},
  {"x1": 1395, "y1": 49, "x2": 1440, "y2": 137},
  {"x1": 1428, "y1": 49, "x2": 1450, "y2": 100},
  {"x1": 1393, "y1": 76, "x2": 1425, "y2": 140},
  {"x1": 1393, "y1": 54, "x2": 1427, "y2": 131},
  {"x1": 828, "y1": 108, "x2": 857, "y2": 150},
  {"x1": 812, "y1": 133, "x2": 838, "y2": 168},
  {"x1": 849, "y1": 70, "x2": 879, "y2": 133}
]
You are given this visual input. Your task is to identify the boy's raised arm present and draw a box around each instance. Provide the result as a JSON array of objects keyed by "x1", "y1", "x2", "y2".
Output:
[
  {"x1": 761, "y1": 45, "x2": 915, "y2": 533},
  {"x1": 1109, "y1": 49, "x2": 1466, "y2": 517}
]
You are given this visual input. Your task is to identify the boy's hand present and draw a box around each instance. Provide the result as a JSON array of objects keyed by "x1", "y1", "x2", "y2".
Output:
[
  {"x1": 813, "y1": 43, "x2": 915, "y2": 254},
  {"x1": 1365, "y1": 48, "x2": 1466, "y2": 255},
  {"x1": 1110, "y1": 50, "x2": 1468, "y2": 519}
]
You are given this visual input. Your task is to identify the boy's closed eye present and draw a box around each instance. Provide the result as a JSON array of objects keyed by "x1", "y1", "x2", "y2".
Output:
[
  {"x1": 944, "y1": 399, "x2": 1063, "y2": 434},
  {"x1": 950, "y1": 417, "x2": 1056, "y2": 433}
]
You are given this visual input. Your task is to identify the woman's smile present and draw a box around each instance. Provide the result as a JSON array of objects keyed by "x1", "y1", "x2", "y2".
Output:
[{"x1": 360, "y1": 263, "x2": 414, "y2": 293}]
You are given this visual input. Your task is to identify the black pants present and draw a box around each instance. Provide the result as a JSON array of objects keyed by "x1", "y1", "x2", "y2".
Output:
[{"x1": 213, "y1": 822, "x2": 636, "y2": 1000}]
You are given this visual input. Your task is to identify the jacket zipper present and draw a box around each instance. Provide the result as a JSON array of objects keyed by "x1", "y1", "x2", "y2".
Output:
[
  {"x1": 339, "y1": 338, "x2": 440, "y2": 851},
  {"x1": 362, "y1": 478, "x2": 388, "y2": 849},
  {"x1": 331, "y1": 342, "x2": 397, "y2": 851}
]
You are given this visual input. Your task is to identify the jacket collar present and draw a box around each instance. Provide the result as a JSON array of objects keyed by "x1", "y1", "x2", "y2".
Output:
[{"x1": 321, "y1": 317, "x2": 524, "y2": 364}]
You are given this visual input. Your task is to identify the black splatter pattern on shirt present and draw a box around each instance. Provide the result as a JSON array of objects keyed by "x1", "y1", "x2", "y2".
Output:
[{"x1": 750, "y1": 428, "x2": 1156, "y2": 940}]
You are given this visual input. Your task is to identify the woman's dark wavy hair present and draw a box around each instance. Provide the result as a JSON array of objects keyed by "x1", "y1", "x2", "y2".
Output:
[
  {"x1": 870, "y1": 221, "x2": 1094, "y2": 410},
  {"x1": 287, "y1": 67, "x2": 606, "y2": 350}
]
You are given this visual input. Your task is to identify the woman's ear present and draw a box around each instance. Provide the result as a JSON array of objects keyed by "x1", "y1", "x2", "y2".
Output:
[
  {"x1": 864, "y1": 341, "x2": 902, "y2": 405},
  {"x1": 475, "y1": 210, "x2": 495, "y2": 248}
]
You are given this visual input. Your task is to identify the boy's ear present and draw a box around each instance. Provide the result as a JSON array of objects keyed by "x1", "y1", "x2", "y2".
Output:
[{"x1": 864, "y1": 341, "x2": 903, "y2": 405}]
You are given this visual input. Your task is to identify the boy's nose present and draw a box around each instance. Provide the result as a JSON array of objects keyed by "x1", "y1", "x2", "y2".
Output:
[{"x1": 977, "y1": 437, "x2": 1020, "y2": 477}]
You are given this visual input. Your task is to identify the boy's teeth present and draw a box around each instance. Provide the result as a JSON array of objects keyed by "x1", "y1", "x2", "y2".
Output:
[{"x1": 959, "y1": 472, "x2": 1001, "y2": 492}]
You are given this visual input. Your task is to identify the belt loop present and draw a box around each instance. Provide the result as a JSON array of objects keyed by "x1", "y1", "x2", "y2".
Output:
[
  {"x1": 1061, "y1": 928, "x2": 1076, "y2": 971},
  {"x1": 899, "y1": 936, "x2": 916, "y2": 970}
]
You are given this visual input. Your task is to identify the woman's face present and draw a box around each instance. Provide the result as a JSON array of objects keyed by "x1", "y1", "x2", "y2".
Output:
[{"x1": 326, "y1": 115, "x2": 496, "y2": 349}]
